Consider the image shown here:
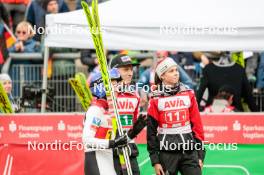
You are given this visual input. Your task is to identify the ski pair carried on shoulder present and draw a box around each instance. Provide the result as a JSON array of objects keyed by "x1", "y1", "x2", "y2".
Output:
[{"x1": 81, "y1": 0, "x2": 133, "y2": 174}]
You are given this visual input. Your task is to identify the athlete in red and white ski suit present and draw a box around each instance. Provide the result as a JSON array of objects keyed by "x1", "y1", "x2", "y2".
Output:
[
  {"x1": 113, "y1": 90, "x2": 143, "y2": 175},
  {"x1": 83, "y1": 98, "x2": 127, "y2": 175},
  {"x1": 83, "y1": 69, "x2": 146, "y2": 175},
  {"x1": 147, "y1": 57, "x2": 205, "y2": 175},
  {"x1": 110, "y1": 54, "x2": 146, "y2": 175}
]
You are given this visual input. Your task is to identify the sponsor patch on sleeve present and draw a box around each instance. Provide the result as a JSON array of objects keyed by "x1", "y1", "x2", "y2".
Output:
[{"x1": 92, "y1": 117, "x2": 101, "y2": 127}]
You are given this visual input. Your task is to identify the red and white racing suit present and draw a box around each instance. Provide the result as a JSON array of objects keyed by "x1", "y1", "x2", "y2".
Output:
[
  {"x1": 83, "y1": 91, "x2": 143, "y2": 175},
  {"x1": 116, "y1": 91, "x2": 140, "y2": 130},
  {"x1": 83, "y1": 99, "x2": 116, "y2": 175},
  {"x1": 147, "y1": 84, "x2": 205, "y2": 175},
  {"x1": 114, "y1": 91, "x2": 141, "y2": 175}
]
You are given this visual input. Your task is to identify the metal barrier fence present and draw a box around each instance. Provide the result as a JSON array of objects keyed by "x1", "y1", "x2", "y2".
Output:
[
  {"x1": 10, "y1": 64, "x2": 87, "y2": 112},
  {"x1": 5, "y1": 53, "x2": 87, "y2": 112},
  {"x1": 253, "y1": 90, "x2": 264, "y2": 112}
]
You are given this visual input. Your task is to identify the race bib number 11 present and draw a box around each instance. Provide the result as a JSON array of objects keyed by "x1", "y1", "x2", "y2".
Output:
[
  {"x1": 120, "y1": 114, "x2": 133, "y2": 126},
  {"x1": 164, "y1": 110, "x2": 187, "y2": 123}
]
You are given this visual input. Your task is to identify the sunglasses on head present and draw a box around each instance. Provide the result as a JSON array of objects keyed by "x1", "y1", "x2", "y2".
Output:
[{"x1": 16, "y1": 30, "x2": 27, "y2": 35}]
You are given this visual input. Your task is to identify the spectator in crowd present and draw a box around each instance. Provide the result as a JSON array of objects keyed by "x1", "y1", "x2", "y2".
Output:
[
  {"x1": 256, "y1": 52, "x2": 264, "y2": 89},
  {"x1": 193, "y1": 52, "x2": 210, "y2": 65},
  {"x1": 170, "y1": 51, "x2": 194, "y2": 66},
  {"x1": 1, "y1": 0, "x2": 28, "y2": 31},
  {"x1": 0, "y1": 73, "x2": 19, "y2": 112},
  {"x1": 85, "y1": 50, "x2": 119, "y2": 86},
  {"x1": 25, "y1": 0, "x2": 69, "y2": 41},
  {"x1": 193, "y1": 51, "x2": 210, "y2": 76},
  {"x1": 230, "y1": 51, "x2": 259, "y2": 84},
  {"x1": 204, "y1": 85, "x2": 238, "y2": 113},
  {"x1": 86, "y1": 52, "x2": 100, "y2": 85},
  {"x1": 80, "y1": 50, "x2": 117, "y2": 82},
  {"x1": 244, "y1": 52, "x2": 258, "y2": 83},
  {"x1": 80, "y1": 50, "x2": 102, "y2": 87},
  {"x1": 7, "y1": 21, "x2": 40, "y2": 100},
  {"x1": 196, "y1": 52, "x2": 258, "y2": 112},
  {"x1": 8, "y1": 21, "x2": 40, "y2": 53},
  {"x1": 169, "y1": 51, "x2": 197, "y2": 78},
  {"x1": 254, "y1": 52, "x2": 264, "y2": 111},
  {"x1": 80, "y1": 50, "x2": 98, "y2": 73}
]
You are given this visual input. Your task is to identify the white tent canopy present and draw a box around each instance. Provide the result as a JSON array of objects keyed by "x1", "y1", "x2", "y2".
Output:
[{"x1": 45, "y1": 0, "x2": 264, "y2": 51}]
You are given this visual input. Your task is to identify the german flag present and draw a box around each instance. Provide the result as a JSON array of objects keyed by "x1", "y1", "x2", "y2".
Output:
[
  {"x1": 4, "y1": 31, "x2": 16, "y2": 48},
  {"x1": 2, "y1": 22, "x2": 16, "y2": 49}
]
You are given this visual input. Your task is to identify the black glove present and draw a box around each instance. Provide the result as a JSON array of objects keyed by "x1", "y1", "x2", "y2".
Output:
[
  {"x1": 127, "y1": 114, "x2": 147, "y2": 139},
  {"x1": 113, "y1": 143, "x2": 139, "y2": 157},
  {"x1": 109, "y1": 134, "x2": 128, "y2": 148}
]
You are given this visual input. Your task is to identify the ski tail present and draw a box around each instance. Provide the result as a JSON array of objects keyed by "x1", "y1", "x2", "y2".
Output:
[
  {"x1": 68, "y1": 78, "x2": 90, "y2": 110},
  {"x1": 75, "y1": 72, "x2": 93, "y2": 102},
  {"x1": 0, "y1": 82, "x2": 13, "y2": 113}
]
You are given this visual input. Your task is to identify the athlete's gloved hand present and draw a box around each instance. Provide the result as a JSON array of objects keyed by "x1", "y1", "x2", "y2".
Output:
[
  {"x1": 138, "y1": 113, "x2": 147, "y2": 122},
  {"x1": 109, "y1": 134, "x2": 128, "y2": 148},
  {"x1": 127, "y1": 114, "x2": 147, "y2": 139}
]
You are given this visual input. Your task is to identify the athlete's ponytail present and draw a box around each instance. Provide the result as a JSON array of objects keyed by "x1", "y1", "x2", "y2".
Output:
[{"x1": 154, "y1": 73, "x2": 162, "y2": 87}]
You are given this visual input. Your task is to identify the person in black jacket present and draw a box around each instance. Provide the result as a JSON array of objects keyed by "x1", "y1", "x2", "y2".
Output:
[
  {"x1": 80, "y1": 50, "x2": 98, "y2": 72},
  {"x1": 0, "y1": 3, "x2": 9, "y2": 25},
  {"x1": 25, "y1": 0, "x2": 69, "y2": 41},
  {"x1": 196, "y1": 52, "x2": 258, "y2": 112}
]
